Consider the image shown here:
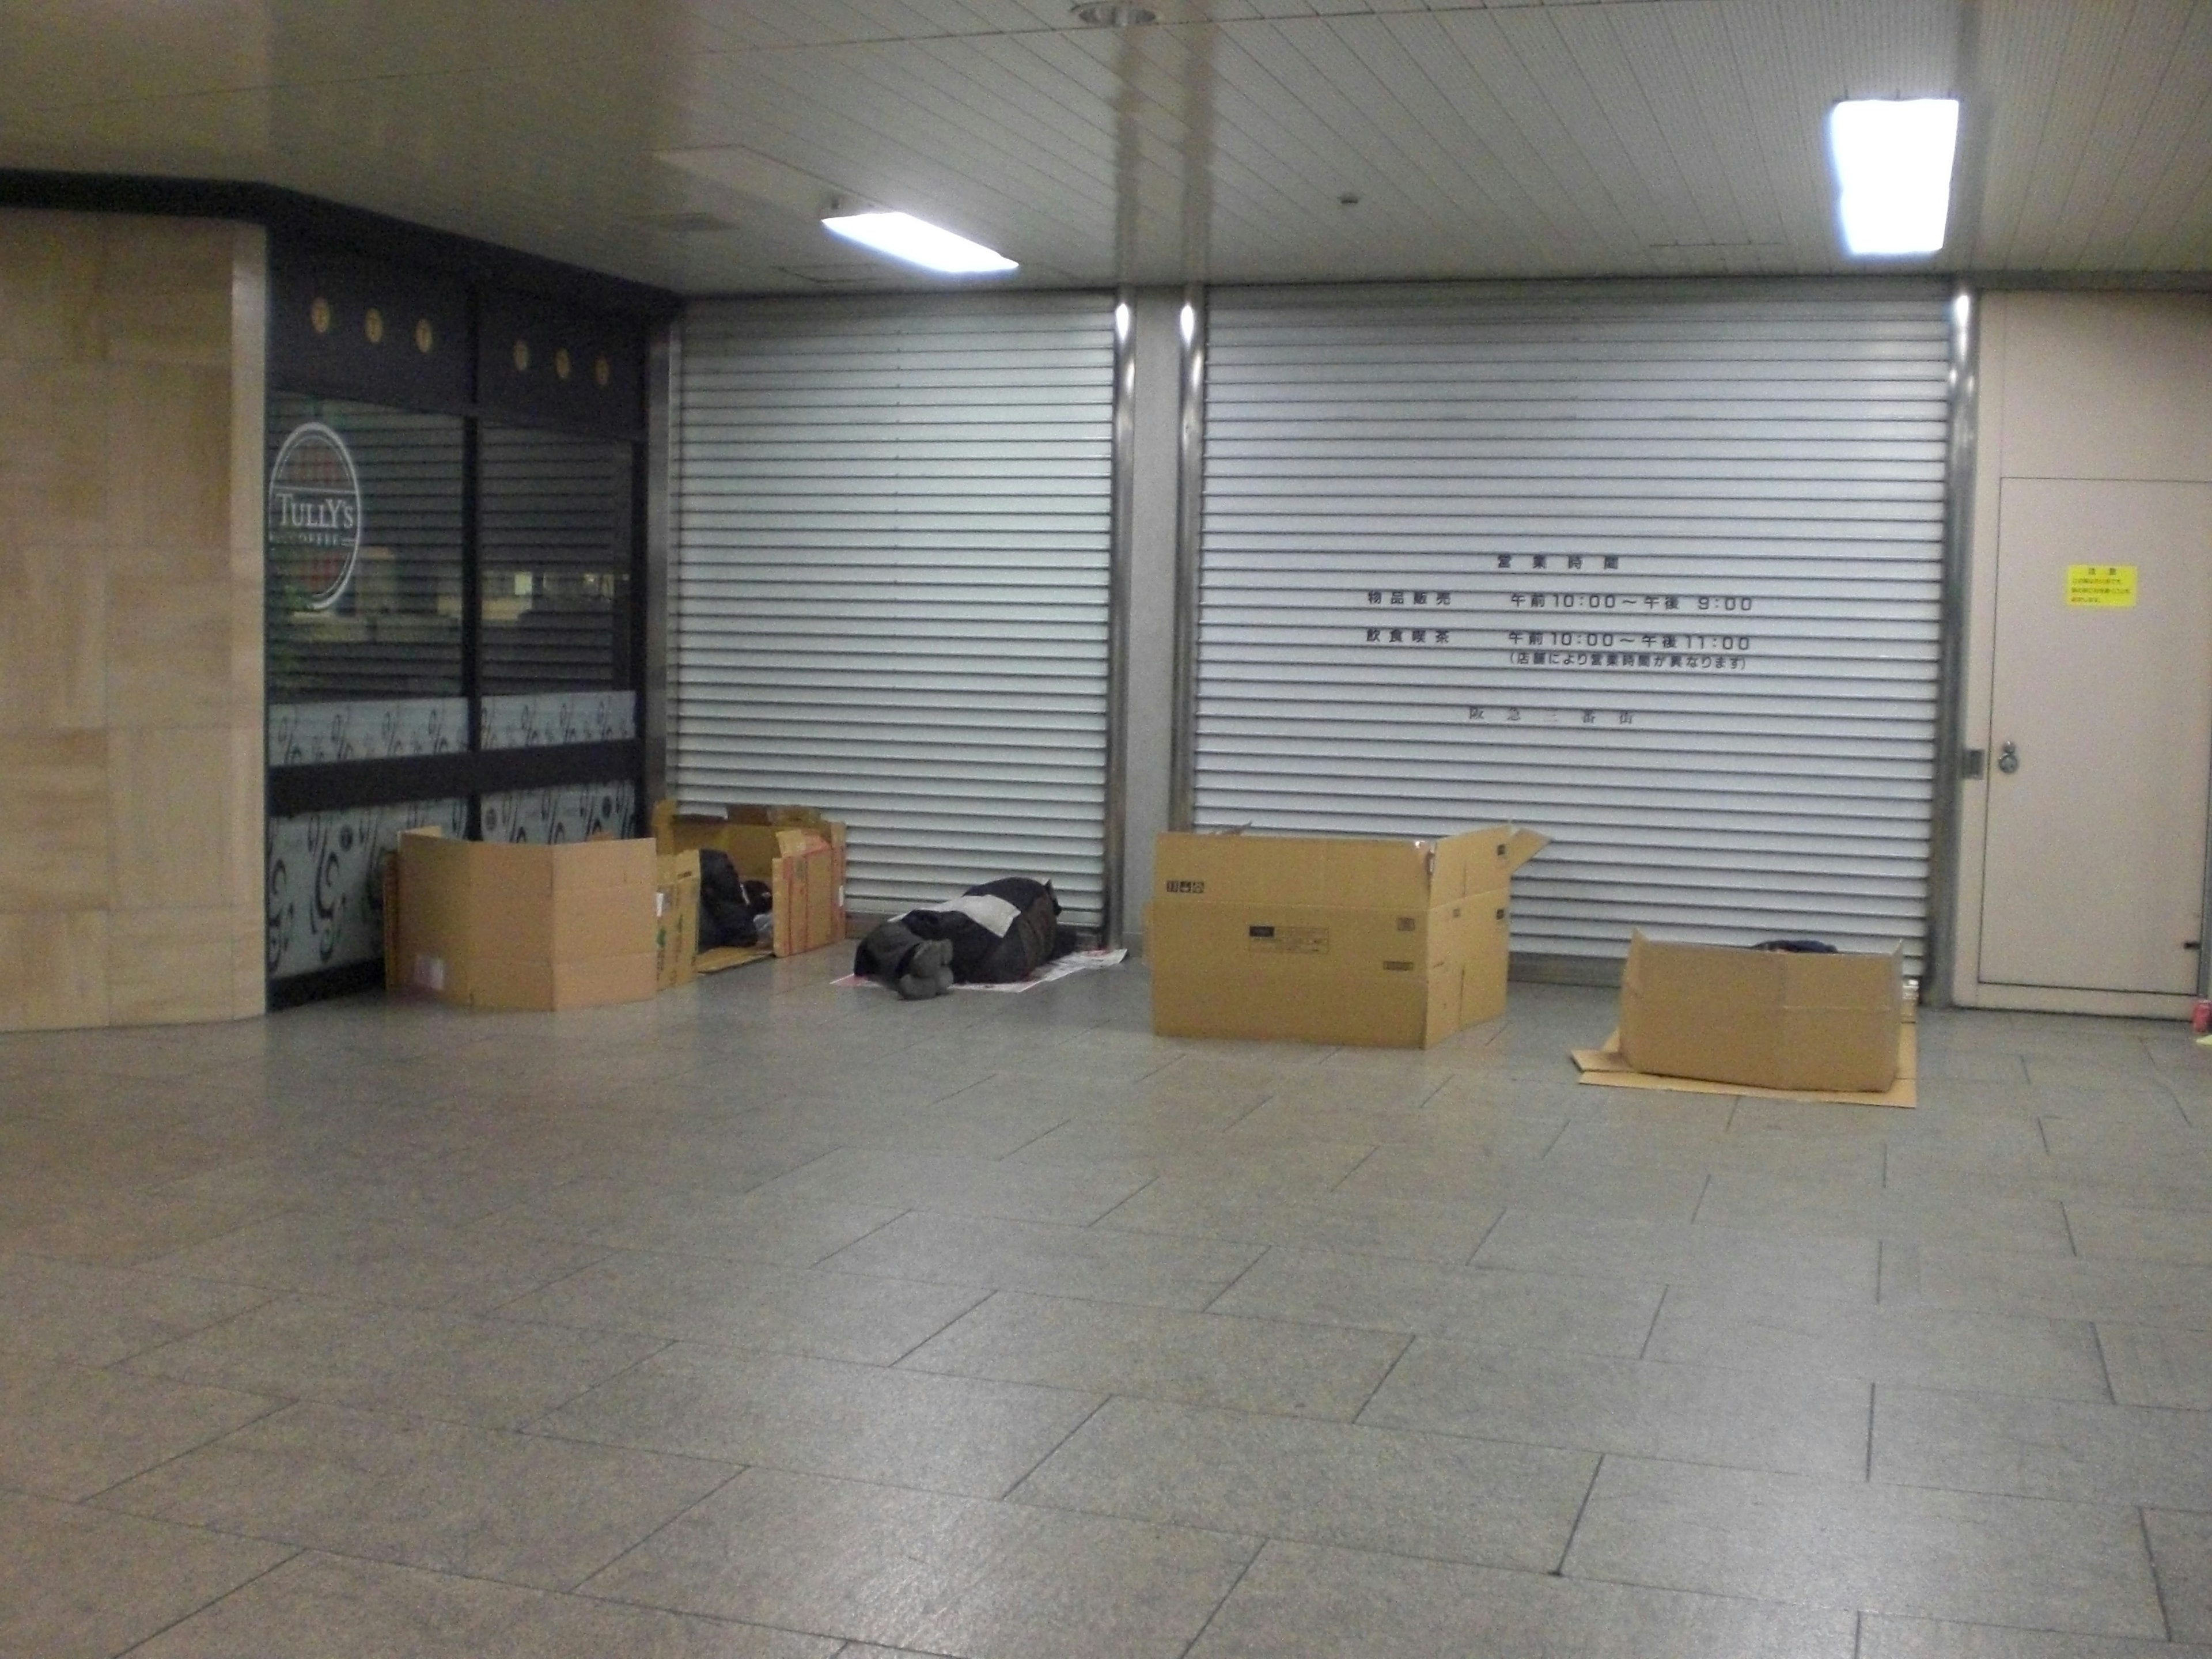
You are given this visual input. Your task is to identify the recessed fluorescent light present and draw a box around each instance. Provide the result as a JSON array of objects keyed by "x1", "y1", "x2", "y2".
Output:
[
  {"x1": 821, "y1": 211, "x2": 1017, "y2": 275},
  {"x1": 1827, "y1": 98, "x2": 1960, "y2": 257}
]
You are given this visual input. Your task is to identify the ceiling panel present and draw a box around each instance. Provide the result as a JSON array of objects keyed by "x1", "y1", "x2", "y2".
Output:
[{"x1": 1, "y1": 0, "x2": 2206, "y2": 293}]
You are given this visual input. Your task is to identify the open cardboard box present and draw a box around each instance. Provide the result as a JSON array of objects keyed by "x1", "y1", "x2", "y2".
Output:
[
  {"x1": 1147, "y1": 825, "x2": 1547, "y2": 1048},
  {"x1": 650, "y1": 800, "x2": 847, "y2": 968}
]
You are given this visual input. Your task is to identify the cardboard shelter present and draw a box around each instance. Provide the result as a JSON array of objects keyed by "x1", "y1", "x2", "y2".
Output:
[
  {"x1": 1146, "y1": 825, "x2": 1547, "y2": 1048},
  {"x1": 1611, "y1": 930, "x2": 1908, "y2": 1094},
  {"x1": 649, "y1": 800, "x2": 848, "y2": 963},
  {"x1": 390, "y1": 829, "x2": 658, "y2": 1012}
]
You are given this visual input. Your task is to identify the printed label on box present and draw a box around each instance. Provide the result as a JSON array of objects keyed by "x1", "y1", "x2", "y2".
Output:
[{"x1": 1248, "y1": 925, "x2": 1330, "y2": 955}]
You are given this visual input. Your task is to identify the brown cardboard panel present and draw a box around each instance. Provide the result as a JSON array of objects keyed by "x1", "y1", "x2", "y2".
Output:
[
  {"x1": 393, "y1": 828, "x2": 658, "y2": 1013},
  {"x1": 1149, "y1": 900, "x2": 1480, "y2": 1049},
  {"x1": 1617, "y1": 931, "x2": 1904, "y2": 1093},
  {"x1": 656, "y1": 850, "x2": 699, "y2": 991},
  {"x1": 1146, "y1": 825, "x2": 1539, "y2": 1049},
  {"x1": 695, "y1": 944, "x2": 773, "y2": 974},
  {"x1": 1573, "y1": 1021, "x2": 1917, "y2": 1108}
]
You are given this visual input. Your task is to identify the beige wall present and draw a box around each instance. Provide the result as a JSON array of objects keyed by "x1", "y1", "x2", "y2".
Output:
[
  {"x1": 0, "y1": 211, "x2": 267, "y2": 1029},
  {"x1": 1949, "y1": 290, "x2": 2212, "y2": 1014}
]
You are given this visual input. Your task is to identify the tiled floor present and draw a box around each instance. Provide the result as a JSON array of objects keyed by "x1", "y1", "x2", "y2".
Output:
[{"x1": 3, "y1": 957, "x2": 2210, "y2": 1657}]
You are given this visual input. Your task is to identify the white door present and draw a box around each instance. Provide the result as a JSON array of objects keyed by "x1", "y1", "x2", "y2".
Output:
[{"x1": 1979, "y1": 477, "x2": 2212, "y2": 994}]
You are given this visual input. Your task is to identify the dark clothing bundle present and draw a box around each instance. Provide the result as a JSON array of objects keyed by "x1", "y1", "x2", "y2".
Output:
[
  {"x1": 854, "y1": 877, "x2": 1079, "y2": 999},
  {"x1": 697, "y1": 849, "x2": 772, "y2": 951}
]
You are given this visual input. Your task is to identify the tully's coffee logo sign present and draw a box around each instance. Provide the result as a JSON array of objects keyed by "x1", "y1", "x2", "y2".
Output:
[{"x1": 268, "y1": 422, "x2": 362, "y2": 610}]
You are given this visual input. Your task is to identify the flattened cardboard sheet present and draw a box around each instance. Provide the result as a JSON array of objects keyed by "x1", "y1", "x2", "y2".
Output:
[
  {"x1": 1573, "y1": 1018, "x2": 1917, "y2": 1108},
  {"x1": 696, "y1": 944, "x2": 774, "y2": 974}
]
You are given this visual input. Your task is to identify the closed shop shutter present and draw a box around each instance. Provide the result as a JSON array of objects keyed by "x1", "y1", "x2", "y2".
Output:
[
  {"x1": 1196, "y1": 281, "x2": 1951, "y2": 964},
  {"x1": 673, "y1": 293, "x2": 1115, "y2": 923}
]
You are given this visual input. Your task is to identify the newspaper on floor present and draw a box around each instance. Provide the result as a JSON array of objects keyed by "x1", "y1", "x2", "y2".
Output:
[{"x1": 836, "y1": 947, "x2": 1127, "y2": 994}]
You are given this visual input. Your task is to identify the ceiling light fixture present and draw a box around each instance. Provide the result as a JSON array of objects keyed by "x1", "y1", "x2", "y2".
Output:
[
  {"x1": 1827, "y1": 97, "x2": 1960, "y2": 257},
  {"x1": 1073, "y1": 3, "x2": 1158, "y2": 24},
  {"x1": 821, "y1": 211, "x2": 1018, "y2": 275}
]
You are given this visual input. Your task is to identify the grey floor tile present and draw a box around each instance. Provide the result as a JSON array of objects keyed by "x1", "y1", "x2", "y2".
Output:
[
  {"x1": 129, "y1": 1550, "x2": 838, "y2": 1658},
  {"x1": 1361, "y1": 1337, "x2": 1870, "y2": 1478},
  {"x1": 0, "y1": 1488, "x2": 294, "y2": 1659},
  {"x1": 749, "y1": 1147, "x2": 1150, "y2": 1225},
  {"x1": 1911, "y1": 1245, "x2": 2212, "y2": 1328},
  {"x1": 1219, "y1": 1094, "x2": 1569, "y2": 1158},
  {"x1": 1544, "y1": 1119, "x2": 1889, "y2": 1184},
  {"x1": 1695, "y1": 1172, "x2": 2075, "y2": 1256},
  {"x1": 141, "y1": 1211, "x2": 612, "y2": 1315},
  {"x1": 818, "y1": 1211, "x2": 1263, "y2": 1310},
  {"x1": 1862, "y1": 1616, "x2": 2212, "y2": 1657},
  {"x1": 1564, "y1": 1457, "x2": 2165, "y2": 1637},
  {"x1": 93, "y1": 1400, "x2": 733, "y2": 1591},
  {"x1": 582, "y1": 1464, "x2": 1257, "y2": 1659},
  {"x1": 124, "y1": 1293, "x2": 668, "y2": 1428},
  {"x1": 901, "y1": 1291, "x2": 1407, "y2": 1420},
  {"x1": 2150, "y1": 1509, "x2": 2212, "y2": 1642},
  {"x1": 495, "y1": 1249, "x2": 986, "y2": 1363},
  {"x1": 0, "y1": 1350, "x2": 277, "y2": 1500},
  {"x1": 537, "y1": 1344, "x2": 1097, "y2": 1498},
  {"x1": 1007, "y1": 1128, "x2": 1380, "y2": 1194},
  {"x1": 1013, "y1": 1395, "x2": 1593, "y2": 1571},
  {"x1": 1646, "y1": 1286, "x2": 2112, "y2": 1400},
  {"x1": 1185, "y1": 1537, "x2": 1855, "y2": 1659},
  {"x1": 1210, "y1": 1245, "x2": 1664, "y2": 1357},
  {"x1": 1471, "y1": 1209, "x2": 1879, "y2": 1300},
  {"x1": 1092, "y1": 1175, "x2": 1498, "y2": 1264},
  {"x1": 1336, "y1": 1143, "x2": 1711, "y2": 1221},
  {"x1": 2101, "y1": 1323, "x2": 2212, "y2": 1409},
  {"x1": 0, "y1": 1249, "x2": 270, "y2": 1366},
  {"x1": 0, "y1": 1183, "x2": 272, "y2": 1268},
  {"x1": 2066, "y1": 1200, "x2": 2212, "y2": 1266},
  {"x1": 473, "y1": 1180, "x2": 903, "y2": 1268},
  {"x1": 1874, "y1": 1385, "x2": 2212, "y2": 1508},
  {"x1": 2040, "y1": 1115, "x2": 2211, "y2": 1166}
]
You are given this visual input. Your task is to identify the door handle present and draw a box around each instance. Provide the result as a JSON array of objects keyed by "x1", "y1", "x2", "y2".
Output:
[{"x1": 1997, "y1": 741, "x2": 2020, "y2": 775}]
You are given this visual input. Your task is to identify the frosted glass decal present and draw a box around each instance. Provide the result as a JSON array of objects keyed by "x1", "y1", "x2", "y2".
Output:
[
  {"x1": 268, "y1": 698, "x2": 468, "y2": 766},
  {"x1": 479, "y1": 781, "x2": 638, "y2": 844},
  {"x1": 266, "y1": 798, "x2": 468, "y2": 979},
  {"x1": 478, "y1": 690, "x2": 637, "y2": 750}
]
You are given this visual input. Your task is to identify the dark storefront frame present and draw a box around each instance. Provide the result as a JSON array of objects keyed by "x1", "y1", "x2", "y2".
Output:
[
  {"x1": 0, "y1": 172, "x2": 677, "y2": 1007},
  {"x1": 263, "y1": 235, "x2": 658, "y2": 1005}
]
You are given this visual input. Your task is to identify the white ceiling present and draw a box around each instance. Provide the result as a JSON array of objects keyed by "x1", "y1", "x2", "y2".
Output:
[{"x1": 3, "y1": 0, "x2": 2207, "y2": 294}]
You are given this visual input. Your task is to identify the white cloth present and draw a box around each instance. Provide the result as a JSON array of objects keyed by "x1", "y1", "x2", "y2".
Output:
[{"x1": 918, "y1": 893, "x2": 1021, "y2": 937}]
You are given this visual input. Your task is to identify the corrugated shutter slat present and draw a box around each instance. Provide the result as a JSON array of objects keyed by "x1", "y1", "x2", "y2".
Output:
[
  {"x1": 673, "y1": 294, "x2": 1115, "y2": 924},
  {"x1": 1196, "y1": 282, "x2": 1951, "y2": 965}
]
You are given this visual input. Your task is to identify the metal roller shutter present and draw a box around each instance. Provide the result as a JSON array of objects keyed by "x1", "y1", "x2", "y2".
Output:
[
  {"x1": 673, "y1": 293, "x2": 1115, "y2": 924},
  {"x1": 1196, "y1": 281, "x2": 1952, "y2": 964}
]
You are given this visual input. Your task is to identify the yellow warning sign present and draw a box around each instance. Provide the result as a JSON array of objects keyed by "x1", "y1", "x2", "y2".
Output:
[{"x1": 2066, "y1": 565, "x2": 2137, "y2": 607}]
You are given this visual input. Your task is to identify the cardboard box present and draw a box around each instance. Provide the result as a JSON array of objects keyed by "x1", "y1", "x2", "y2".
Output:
[
  {"x1": 393, "y1": 828, "x2": 658, "y2": 1012},
  {"x1": 1616, "y1": 930, "x2": 1904, "y2": 1092},
  {"x1": 650, "y1": 800, "x2": 848, "y2": 959},
  {"x1": 1147, "y1": 826, "x2": 1547, "y2": 1048},
  {"x1": 655, "y1": 850, "x2": 701, "y2": 991}
]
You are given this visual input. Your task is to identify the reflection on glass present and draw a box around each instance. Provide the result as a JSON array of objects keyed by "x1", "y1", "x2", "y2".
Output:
[
  {"x1": 266, "y1": 393, "x2": 465, "y2": 699},
  {"x1": 479, "y1": 423, "x2": 633, "y2": 693}
]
